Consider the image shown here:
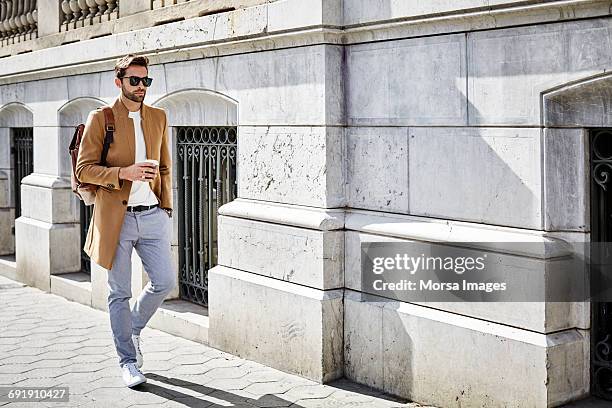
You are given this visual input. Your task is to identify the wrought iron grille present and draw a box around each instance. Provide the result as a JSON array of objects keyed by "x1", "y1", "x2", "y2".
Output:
[
  {"x1": 591, "y1": 128, "x2": 612, "y2": 399},
  {"x1": 11, "y1": 128, "x2": 33, "y2": 224},
  {"x1": 176, "y1": 126, "x2": 237, "y2": 307},
  {"x1": 80, "y1": 203, "x2": 93, "y2": 274}
]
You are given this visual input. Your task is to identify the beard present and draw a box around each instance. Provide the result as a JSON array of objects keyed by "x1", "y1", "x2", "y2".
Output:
[{"x1": 122, "y1": 86, "x2": 146, "y2": 103}]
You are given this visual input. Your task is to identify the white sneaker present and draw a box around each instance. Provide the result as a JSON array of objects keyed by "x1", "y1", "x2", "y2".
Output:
[
  {"x1": 132, "y1": 334, "x2": 143, "y2": 369},
  {"x1": 121, "y1": 362, "x2": 146, "y2": 388}
]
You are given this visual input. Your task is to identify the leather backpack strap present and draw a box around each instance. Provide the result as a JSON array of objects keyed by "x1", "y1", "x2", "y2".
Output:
[
  {"x1": 100, "y1": 106, "x2": 115, "y2": 166},
  {"x1": 69, "y1": 124, "x2": 85, "y2": 152}
]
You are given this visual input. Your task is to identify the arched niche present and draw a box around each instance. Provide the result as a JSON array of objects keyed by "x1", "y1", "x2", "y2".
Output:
[
  {"x1": 0, "y1": 102, "x2": 33, "y2": 128},
  {"x1": 57, "y1": 97, "x2": 106, "y2": 181},
  {"x1": 57, "y1": 97, "x2": 108, "y2": 268},
  {"x1": 544, "y1": 73, "x2": 612, "y2": 401},
  {"x1": 58, "y1": 97, "x2": 106, "y2": 126},
  {"x1": 151, "y1": 87, "x2": 239, "y2": 199},
  {"x1": 0, "y1": 102, "x2": 34, "y2": 194},
  {"x1": 540, "y1": 73, "x2": 612, "y2": 232},
  {"x1": 0, "y1": 102, "x2": 33, "y2": 255},
  {"x1": 151, "y1": 89, "x2": 239, "y2": 306},
  {"x1": 152, "y1": 89, "x2": 238, "y2": 127},
  {"x1": 543, "y1": 73, "x2": 612, "y2": 128}
]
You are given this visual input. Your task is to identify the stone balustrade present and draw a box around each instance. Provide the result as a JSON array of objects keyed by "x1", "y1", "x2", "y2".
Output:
[
  {"x1": 0, "y1": 0, "x2": 274, "y2": 55},
  {"x1": 0, "y1": 0, "x2": 38, "y2": 45},
  {"x1": 60, "y1": 0, "x2": 118, "y2": 32},
  {"x1": 152, "y1": 0, "x2": 191, "y2": 10}
]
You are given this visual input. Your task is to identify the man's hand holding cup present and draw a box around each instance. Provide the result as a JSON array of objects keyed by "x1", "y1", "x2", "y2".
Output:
[{"x1": 119, "y1": 159, "x2": 159, "y2": 182}]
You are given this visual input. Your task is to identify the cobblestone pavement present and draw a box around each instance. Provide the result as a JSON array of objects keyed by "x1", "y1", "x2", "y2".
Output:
[{"x1": 0, "y1": 276, "x2": 428, "y2": 408}]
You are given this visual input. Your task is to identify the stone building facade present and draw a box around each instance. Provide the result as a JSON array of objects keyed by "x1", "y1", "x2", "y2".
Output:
[{"x1": 1, "y1": 0, "x2": 612, "y2": 406}]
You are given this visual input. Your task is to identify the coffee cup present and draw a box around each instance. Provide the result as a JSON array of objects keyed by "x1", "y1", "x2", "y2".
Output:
[{"x1": 141, "y1": 159, "x2": 159, "y2": 181}]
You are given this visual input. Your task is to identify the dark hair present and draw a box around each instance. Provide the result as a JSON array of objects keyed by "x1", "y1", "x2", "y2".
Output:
[{"x1": 114, "y1": 54, "x2": 149, "y2": 78}]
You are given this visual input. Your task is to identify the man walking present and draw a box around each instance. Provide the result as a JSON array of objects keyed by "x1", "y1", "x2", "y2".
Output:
[{"x1": 76, "y1": 54, "x2": 175, "y2": 387}]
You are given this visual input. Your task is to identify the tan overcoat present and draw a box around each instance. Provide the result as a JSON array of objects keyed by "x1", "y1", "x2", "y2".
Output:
[{"x1": 75, "y1": 94, "x2": 172, "y2": 270}]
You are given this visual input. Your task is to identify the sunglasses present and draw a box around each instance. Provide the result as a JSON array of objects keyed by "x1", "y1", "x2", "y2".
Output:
[{"x1": 120, "y1": 76, "x2": 153, "y2": 87}]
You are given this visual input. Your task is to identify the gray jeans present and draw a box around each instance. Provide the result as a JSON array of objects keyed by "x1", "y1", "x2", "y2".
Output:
[{"x1": 107, "y1": 205, "x2": 176, "y2": 367}]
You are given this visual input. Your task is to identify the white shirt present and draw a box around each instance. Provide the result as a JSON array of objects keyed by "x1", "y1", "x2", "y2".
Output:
[{"x1": 127, "y1": 110, "x2": 159, "y2": 206}]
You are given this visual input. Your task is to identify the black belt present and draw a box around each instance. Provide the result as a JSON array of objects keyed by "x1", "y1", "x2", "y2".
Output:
[{"x1": 126, "y1": 204, "x2": 158, "y2": 213}]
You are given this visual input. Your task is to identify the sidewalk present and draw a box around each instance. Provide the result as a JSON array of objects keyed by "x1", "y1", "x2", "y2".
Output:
[
  {"x1": 0, "y1": 275, "x2": 425, "y2": 408},
  {"x1": 2, "y1": 274, "x2": 607, "y2": 408}
]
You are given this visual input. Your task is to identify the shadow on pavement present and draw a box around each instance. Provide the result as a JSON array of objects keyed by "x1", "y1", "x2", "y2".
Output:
[{"x1": 137, "y1": 372, "x2": 304, "y2": 407}]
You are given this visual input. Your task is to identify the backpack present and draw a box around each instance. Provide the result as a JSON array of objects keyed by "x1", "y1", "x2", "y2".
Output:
[{"x1": 69, "y1": 106, "x2": 115, "y2": 206}]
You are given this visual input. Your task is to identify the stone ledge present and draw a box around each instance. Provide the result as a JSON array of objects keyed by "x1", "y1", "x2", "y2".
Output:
[
  {"x1": 50, "y1": 271, "x2": 92, "y2": 307},
  {"x1": 0, "y1": 256, "x2": 18, "y2": 283},
  {"x1": 345, "y1": 208, "x2": 576, "y2": 259},
  {"x1": 219, "y1": 198, "x2": 345, "y2": 231},
  {"x1": 0, "y1": 277, "x2": 22, "y2": 290},
  {"x1": 147, "y1": 299, "x2": 209, "y2": 345},
  {"x1": 210, "y1": 264, "x2": 344, "y2": 300},
  {"x1": 343, "y1": 0, "x2": 611, "y2": 28},
  {"x1": 345, "y1": 290, "x2": 583, "y2": 347},
  {"x1": 220, "y1": 200, "x2": 585, "y2": 259},
  {"x1": 20, "y1": 173, "x2": 72, "y2": 189},
  {"x1": 344, "y1": 0, "x2": 612, "y2": 45}
]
